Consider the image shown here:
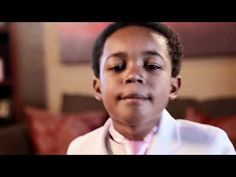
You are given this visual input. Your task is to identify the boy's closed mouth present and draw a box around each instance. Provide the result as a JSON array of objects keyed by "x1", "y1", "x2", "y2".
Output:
[{"x1": 118, "y1": 93, "x2": 151, "y2": 102}]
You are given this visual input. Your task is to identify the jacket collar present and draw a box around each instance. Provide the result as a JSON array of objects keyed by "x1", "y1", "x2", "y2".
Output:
[{"x1": 100, "y1": 109, "x2": 180, "y2": 154}]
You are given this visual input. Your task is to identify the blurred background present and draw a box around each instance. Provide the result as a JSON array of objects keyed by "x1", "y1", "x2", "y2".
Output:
[{"x1": 0, "y1": 22, "x2": 236, "y2": 154}]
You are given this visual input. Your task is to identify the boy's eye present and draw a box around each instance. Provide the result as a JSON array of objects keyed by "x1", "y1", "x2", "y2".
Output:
[
  {"x1": 144, "y1": 64, "x2": 161, "y2": 71},
  {"x1": 111, "y1": 64, "x2": 124, "y2": 72}
]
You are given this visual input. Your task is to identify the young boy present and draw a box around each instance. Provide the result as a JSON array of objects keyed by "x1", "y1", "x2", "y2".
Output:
[{"x1": 67, "y1": 22, "x2": 235, "y2": 154}]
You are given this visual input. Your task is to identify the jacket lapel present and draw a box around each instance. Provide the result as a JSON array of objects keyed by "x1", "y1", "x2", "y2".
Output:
[
  {"x1": 148, "y1": 110, "x2": 181, "y2": 154},
  {"x1": 95, "y1": 119, "x2": 112, "y2": 154}
]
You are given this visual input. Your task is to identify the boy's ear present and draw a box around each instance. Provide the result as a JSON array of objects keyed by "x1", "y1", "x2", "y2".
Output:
[
  {"x1": 93, "y1": 77, "x2": 102, "y2": 101},
  {"x1": 169, "y1": 75, "x2": 181, "y2": 100}
]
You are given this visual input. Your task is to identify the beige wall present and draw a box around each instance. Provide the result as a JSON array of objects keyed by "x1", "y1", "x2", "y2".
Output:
[
  {"x1": 44, "y1": 23, "x2": 94, "y2": 112},
  {"x1": 180, "y1": 56, "x2": 236, "y2": 101},
  {"x1": 44, "y1": 23, "x2": 236, "y2": 113}
]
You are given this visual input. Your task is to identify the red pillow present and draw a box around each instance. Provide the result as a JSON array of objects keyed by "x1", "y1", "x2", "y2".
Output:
[
  {"x1": 185, "y1": 107, "x2": 236, "y2": 147},
  {"x1": 25, "y1": 107, "x2": 108, "y2": 155},
  {"x1": 185, "y1": 107, "x2": 208, "y2": 123}
]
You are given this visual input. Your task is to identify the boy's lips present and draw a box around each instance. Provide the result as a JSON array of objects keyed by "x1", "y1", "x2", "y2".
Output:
[{"x1": 118, "y1": 93, "x2": 151, "y2": 101}]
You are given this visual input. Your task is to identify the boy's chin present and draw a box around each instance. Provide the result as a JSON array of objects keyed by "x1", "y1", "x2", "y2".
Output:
[{"x1": 115, "y1": 112, "x2": 152, "y2": 126}]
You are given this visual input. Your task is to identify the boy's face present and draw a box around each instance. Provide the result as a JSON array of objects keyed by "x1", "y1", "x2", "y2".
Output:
[{"x1": 93, "y1": 26, "x2": 181, "y2": 127}]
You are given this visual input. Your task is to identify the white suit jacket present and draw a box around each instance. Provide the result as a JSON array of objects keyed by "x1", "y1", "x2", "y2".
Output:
[{"x1": 67, "y1": 110, "x2": 235, "y2": 155}]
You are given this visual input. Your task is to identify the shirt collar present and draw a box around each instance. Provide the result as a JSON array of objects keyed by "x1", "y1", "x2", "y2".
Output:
[{"x1": 109, "y1": 120, "x2": 158, "y2": 144}]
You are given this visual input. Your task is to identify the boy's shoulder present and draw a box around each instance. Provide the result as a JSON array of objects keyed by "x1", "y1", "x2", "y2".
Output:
[
  {"x1": 164, "y1": 110, "x2": 227, "y2": 140},
  {"x1": 159, "y1": 110, "x2": 235, "y2": 154},
  {"x1": 67, "y1": 119, "x2": 110, "y2": 154},
  {"x1": 173, "y1": 118, "x2": 234, "y2": 151},
  {"x1": 176, "y1": 118, "x2": 225, "y2": 136}
]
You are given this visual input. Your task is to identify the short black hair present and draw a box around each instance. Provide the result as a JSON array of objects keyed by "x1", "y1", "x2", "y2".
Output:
[{"x1": 92, "y1": 22, "x2": 183, "y2": 78}]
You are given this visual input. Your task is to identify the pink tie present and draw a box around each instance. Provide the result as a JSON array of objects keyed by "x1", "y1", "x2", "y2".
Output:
[
  {"x1": 109, "y1": 121, "x2": 158, "y2": 155},
  {"x1": 124, "y1": 140, "x2": 148, "y2": 155}
]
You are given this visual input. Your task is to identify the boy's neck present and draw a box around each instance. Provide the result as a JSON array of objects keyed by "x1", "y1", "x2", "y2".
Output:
[{"x1": 111, "y1": 118, "x2": 160, "y2": 141}]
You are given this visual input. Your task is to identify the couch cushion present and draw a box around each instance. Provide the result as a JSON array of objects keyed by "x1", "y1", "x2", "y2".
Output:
[
  {"x1": 167, "y1": 98, "x2": 236, "y2": 119},
  {"x1": 25, "y1": 106, "x2": 108, "y2": 154},
  {"x1": 0, "y1": 123, "x2": 31, "y2": 154},
  {"x1": 167, "y1": 98, "x2": 200, "y2": 119},
  {"x1": 62, "y1": 94, "x2": 106, "y2": 114},
  {"x1": 198, "y1": 98, "x2": 236, "y2": 118}
]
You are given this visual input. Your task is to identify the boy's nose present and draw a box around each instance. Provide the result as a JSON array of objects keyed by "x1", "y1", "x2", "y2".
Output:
[
  {"x1": 124, "y1": 64, "x2": 144, "y2": 84},
  {"x1": 125, "y1": 74, "x2": 144, "y2": 84}
]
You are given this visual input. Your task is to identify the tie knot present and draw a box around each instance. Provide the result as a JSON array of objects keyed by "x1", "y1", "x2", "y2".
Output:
[{"x1": 124, "y1": 140, "x2": 148, "y2": 155}]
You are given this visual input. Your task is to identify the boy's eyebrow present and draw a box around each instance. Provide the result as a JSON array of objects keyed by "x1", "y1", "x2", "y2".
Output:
[
  {"x1": 105, "y1": 52, "x2": 126, "y2": 61},
  {"x1": 142, "y1": 50, "x2": 165, "y2": 60},
  {"x1": 105, "y1": 50, "x2": 165, "y2": 61}
]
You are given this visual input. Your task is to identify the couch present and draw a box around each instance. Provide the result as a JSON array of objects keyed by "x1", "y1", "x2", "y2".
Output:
[
  {"x1": 0, "y1": 94, "x2": 236, "y2": 154},
  {"x1": 0, "y1": 123, "x2": 31, "y2": 154}
]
